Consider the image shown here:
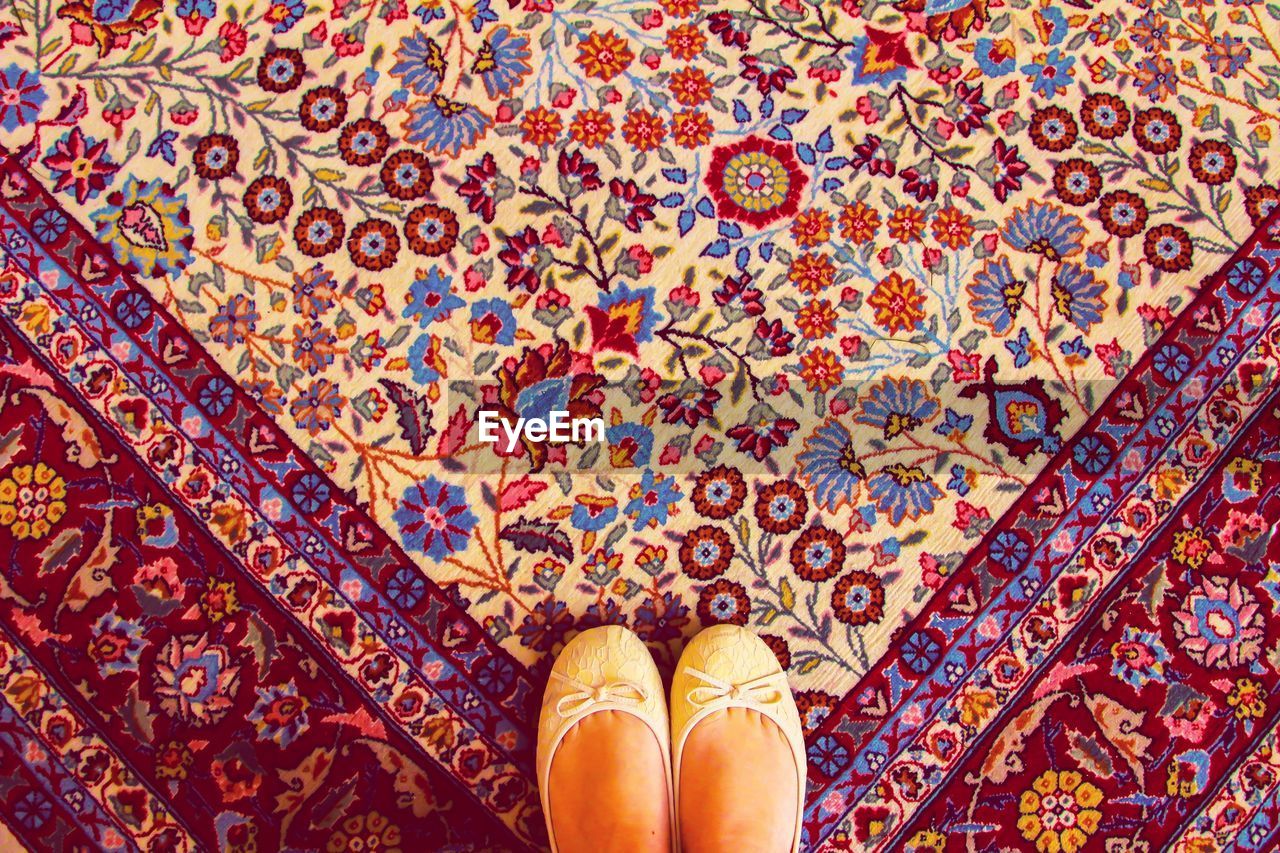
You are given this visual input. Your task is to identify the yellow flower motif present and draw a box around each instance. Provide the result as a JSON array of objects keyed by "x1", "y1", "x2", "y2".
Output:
[
  {"x1": 905, "y1": 829, "x2": 946, "y2": 852},
  {"x1": 1170, "y1": 526, "x2": 1213, "y2": 569},
  {"x1": 0, "y1": 463, "x2": 68, "y2": 541},
  {"x1": 1228, "y1": 678, "x2": 1267, "y2": 720},
  {"x1": 1017, "y1": 769, "x2": 1103, "y2": 853}
]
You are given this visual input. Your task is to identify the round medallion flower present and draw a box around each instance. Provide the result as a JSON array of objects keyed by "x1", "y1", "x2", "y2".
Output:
[
  {"x1": 0, "y1": 463, "x2": 68, "y2": 541},
  {"x1": 1188, "y1": 140, "x2": 1237, "y2": 186},
  {"x1": 576, "y1": 30, "x2": 634, "y2": 81},
  {"x1": 754, "y1": 481, "x2": 808, "y2": 534},
  {"x1": 1143, "y1": 223, "x2": 1193, "y2": 272},
  {"x1": 868, "y1": 271, "x2": 926, "y2": 334},
  {"x1": 790, "y1": 525, "x2": 846, "y2": 582},
  {"x1": 191, "y1": 133, "x2": 238, "y2": 181},
  {"x1": 691, "y1": 465, "x2": 746, "y2": 519},
  {"x1": 257, "y1": 48, "x2": 305, "y2": 92},
  {"x1": 795, "y1": 690, "x2": 837, "y2": 735},
  {"x1": 1171, "y1": 576, "x2": 1265, "y2": 669},
  {"x1": 1244, "y1": 184, "x2": 1279, "y2": 227},
  {"x1": 832, "y1": 571, "x2": 884, "y2": 625},
  {"x1": 1132, "y1": 107, "x2": 1181, "y2": 154},
  {"x1": 1080, "y1": 93, "x2": 1130, "y2": 139},
  {"x1": 299, "y1": 86, "x2": 348, "y2": 132},
  {"x1": 243, "y1": 175, "x2": 293, "y2": 224},
  {"x1": 1028, "y1": 106, "x2": 1078, "y2": 152},
  {"x1": 338, "y1": 118, "x2": 390, "y2": 166},
  {"x1": 347, "y1": 219, "x2": 400, "y2": 271},
  {"x1": 697, "y1": 578, "x2": 750, "y2": 626},
  {"x1": 679, "y1": 525, "x2": 734, "y2": 579},
  {"x1": 1098, "y1": 190, "x2": 1148, "y2": 238},
  {"x1": 380, "y1": 150, "x2": 434, "y2": 200},
  {"x1": 1017, "y1": 770, "x2": 1104, "y2": 853},
  {"x1": 153, "y1": 635, "x2": 241, "y2": 724},
  {"x1": 91, "y1": 178, "x2": 194, "y2": 278},
  {"x1": 706, "y1": 136, "x2": 809, "y2": 228},
  {"x1": 405, "y1": 204, "x2": 459, "y2": 257},
  {"x1": 293, "y1": 207, "x2": 345, "y2": 257},
  {"x1": 1053, "y1": 159, "x2": 1101, "y2": 206},
  {"x1": 393, "y1": 476, "x2": 477, "y2": 562}
]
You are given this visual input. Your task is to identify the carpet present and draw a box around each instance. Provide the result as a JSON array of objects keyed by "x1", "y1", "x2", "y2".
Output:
[{"x1": 0, "y1": 0, "x2": 1278, "y2": 848}]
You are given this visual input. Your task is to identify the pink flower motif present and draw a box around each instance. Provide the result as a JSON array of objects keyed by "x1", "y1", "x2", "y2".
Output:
[{"x1": 1172, "y1": 576, "x2": 1265, "y2": 669}]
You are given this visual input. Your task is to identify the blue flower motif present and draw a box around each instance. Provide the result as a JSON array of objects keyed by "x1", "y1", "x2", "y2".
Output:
[
  {"x1": 394, "y1": 476, "x2": 477, "y2": 562},
  {"x1": 470, "y1": 0, "x2": 497, "y2": 31},
  {"x1": 1073, "y1": 434, "x2": 1112, "y2": 475},
  {"x1": 391, "y1": 32, "x2": 446, "y2": 95},
  {"x1": 199, "y1": 377, "x2": 235, "y2": 416},
  {"x1": 0, "y1": 65, "x2": 48, "y2": 132},
  {"x1": 11, "y1": 789, "x2": 50, "y2": 830},
  {"x1": 934, "y1": 408, "x2": 973, "y2": 438},
  {"x1": 469, "y1": 298, "x2": 517, "y2": 345},
  {"x1": 855, "y1": 378, "x2": 939, "y2": 438},
  {"x1": 406, "y1": 334, "x2": 441, "y2": 386},
  {"x1": 405, "y1": 96, "x2": 493, "y2": 157},
  {"x1": 474, "y1": 654, "x2": 516, "y2": 695},
  {"x1": 607, "y1": 422, "x2": 654, "y2": 467},
  {"x1": 1226, "y1": 257, "x2": 1267, "y2": 295},
  {"x1": 386, "y1": 565, "x2": 426, "y2": 608},
  {"x1": 1153, "y1": 343, "x2": 1191, "y2": 383},
  {"x1": 147, "y1": 129, "x2": 178, "y2": 165},
  {"x1": 866, "y1": 464, "x2": 942, "y2": 526},
  {"x1": 901, "y1": 630, "x2": 941, "y2": 674},
  {"x1": 403, "y1": 266, "x2": 464, "y2": 328},
  {"x1": 808, "y1": 735, "x2": 850, "y2": 777},
  {"x1": 624, "y1": 469, "x2": 682, "y2": 530},
  {"x1": 1019, "y1": 47, "x2": 1075, "y2": 99},
  {"x1": 267, "y1": 0, "x2": 304, "y2": 32},
  {"x1": 973, "y1": 38, "x2": 1015, "y2": 77},
  {"x1": 1001, "y1": 200, "x2": 1084, "y2": 261},
  {"x1": 1006, "y1": 327, "x2": 1032, "y2": 368},
  {"x1": 989, "y1": 530, "x2": 1030, "y2": 573},
  {"x1": 291, "y1": 472, "x2": 331, "y2": 513},
  {"x1": 1060, "y1": 336, "x2": 1091, "y2": 360},
  {"x1": 32, "y1": 209, "x2": 68, "y2": 243},
  {"x1": 1051, "y1": 262, "x2": 1106, "y2": 331},
  {"x1": 947, "y1": 463, "x2": 969, "y2": 496},
  {"x1": 967, "y1": 255, "x2": 1023, "y2": 335},
  {"x1": 114, "y1": 291, "x2": 152, "y2": 329},
  {"x1": 477, "y1": 26, "x2": 531, "y2": 99},
  {"x1": 797, "y1": 420, "x2": 865, "y2": 512},
  {"x1": 570, "y1": 497, "x2": 618, "y2": 532}
]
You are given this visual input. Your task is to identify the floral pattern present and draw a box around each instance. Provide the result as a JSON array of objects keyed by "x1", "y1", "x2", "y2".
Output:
[{"x1": 0, "y1": 0, "x2": 1279, "y2": 846}]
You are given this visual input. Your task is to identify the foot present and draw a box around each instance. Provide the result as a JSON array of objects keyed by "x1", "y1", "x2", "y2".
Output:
[
  {"x1": 537, "y1": 626, "x2": 673, "y2": 853},
  {"x1": 671, "y1": 625, "x2": 806, "y2": 853}
]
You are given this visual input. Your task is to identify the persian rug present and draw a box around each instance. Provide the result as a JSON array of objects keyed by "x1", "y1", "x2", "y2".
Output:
[{"x1": 0, "y1": 0, "x2": 1278, "y2": 848}]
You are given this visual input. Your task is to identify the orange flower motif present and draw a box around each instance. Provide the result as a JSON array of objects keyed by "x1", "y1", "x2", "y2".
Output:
[
  {"x1": 888, "y1": 205, "x2": 926, "y2": 243},
  {"x1": 791, "y1": 209, "x2": 832, "y2": 248},
  {"x1": 797, "y1": 300, "x2": 837, "y2": 339},
  {"x1": 931, "y1": 205, "x2": 975, "y2": 249},
  {"x1": 659, "y1": 0, "x2": 700, "y2": 16},
  {"x1": 669, "y1": 66, "x2": 713, "y2": 106},
  {"x1": 839, "y1": 201, "x2": 880, "y2": 243},
  {"x1": 788, "y1": 252, "x2": 835, "y2": 294},
  {"x1": 869, "y1": 271, "x2": 926, "y2": 334},
  {"x1": 520, "y1": 105, "x2": 562, "y2": 146},
  {"x1": 576, "y1": 30, "x2": 635, "y2": 81},
  {"x1": 799, "y1": 347, "x2": 843, "y2": 392},
  {"x1": 569, "y1": 109, "x2": 615, "y2": 148},
  {"x1": 666, "y1": 24, "x2": 706, "y2": 60},
  {"x1": 622, "y1": 110, "x2": 667, "y2": 151},
  {"x1": 671, "y1": 109, "x2": 714, "y2": 148}
]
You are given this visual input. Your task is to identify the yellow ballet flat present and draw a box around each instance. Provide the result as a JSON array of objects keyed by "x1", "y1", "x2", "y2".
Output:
[
  {"x1": 670, "y1": 624, "x2": 806, "y2": 853},
  {"x1": 537, "y1": 625, "x2": 674, "y2": 852}
]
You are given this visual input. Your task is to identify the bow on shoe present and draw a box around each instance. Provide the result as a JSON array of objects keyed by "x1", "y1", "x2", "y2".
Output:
[
  {"x1": 551, "y1": 671, "x2": 649, "y2": 717},
  {"x1": 684, "y1": 668, "x2": 788, "y2": 709}
]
